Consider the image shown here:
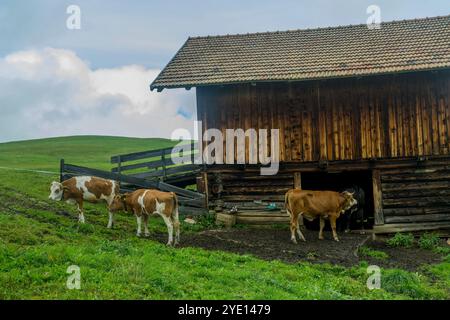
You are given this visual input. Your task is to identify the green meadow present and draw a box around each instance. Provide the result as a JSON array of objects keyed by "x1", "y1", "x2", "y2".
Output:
[{"x1": 0, "y1": 136, "x2": 448, "y2": 299}]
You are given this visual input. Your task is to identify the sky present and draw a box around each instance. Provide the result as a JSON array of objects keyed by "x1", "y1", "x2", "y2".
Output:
[{"x1": 0, "y1": 0, "x2": 448, "y2": 142}]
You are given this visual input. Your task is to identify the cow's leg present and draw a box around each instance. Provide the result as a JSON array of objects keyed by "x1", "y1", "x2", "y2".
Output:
[
  {"x1": 173, "y1": 208, "x2": 180, "y2": 245},
  {"x1": 107, "y1": 211, "x2": 114, "y2": 229},
  {"x1": 107, "y1": 199, "x2": 115, "y2": 228},
  {"x1": 77, "y1": 201, "x2": 85, "y2": 224},
  {"x1": 159, "y1": 213, "x2": 174, "y2": 246},
  {"x1": 296, "y1": 213, "x2": 306, "y2": 241},
  {"x1": 330, "y1": 215, "x2": 339, "y2": 241},
  {"x1": 136, "y1": 215, "x2": 142, "y2": 237},
  {"x1": 345, "y1": 211, "x2": 352, "y2": 233},
  {"x1": 286, "y1": 208, "x2": 292, "y2": 218},
  {"x1": 143, "y1": 214, "x2": 150, "y2": 237},
  {"x1": 360, "y1": 208, "x2": 365, "y2": 230},
  {"x1": 290, "y1": 213, "x2": 299, "y2": 244},
  {"x1": 319, "y1": 216, "x2": 325, "y2": 240}
]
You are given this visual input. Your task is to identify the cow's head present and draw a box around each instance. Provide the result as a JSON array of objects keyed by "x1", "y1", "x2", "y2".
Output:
[
  {"x1": 109, "y1": 193, "x2": 129, "y2": 213},
  {"x1": 49, "y1": 181, "x2": 66, "y2": 201},
  {"x1": 341, "y1": 191, "x2": 357, "y2": 212}
]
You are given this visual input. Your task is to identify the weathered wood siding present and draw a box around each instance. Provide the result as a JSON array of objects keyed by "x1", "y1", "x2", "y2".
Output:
[
  {"x1": 380, "y1": 164, "x2": 450, "y2": 224},
  {"x1": 197, "y1": 70, "x2": 450, "y2": 163}
]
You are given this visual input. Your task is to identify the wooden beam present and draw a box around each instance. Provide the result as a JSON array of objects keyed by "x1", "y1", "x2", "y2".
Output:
[
  {"x1": 373, "y1": 221, "x2": 450, "y2": 234},
  {"x1": 372, "y1": 169, "x2": 384, "y2": 225},
  {"x1": 111, "y1": 143, "x2": 198, "y2": 164},
  {"x1": 384, "y1": 213, "x2": 450, "y2": 224},
  {"x1": 293, "y1": 172, "x2": 301, "y2": 189}
]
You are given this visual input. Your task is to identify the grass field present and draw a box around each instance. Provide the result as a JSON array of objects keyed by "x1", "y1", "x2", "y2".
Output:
[{"x1": 0, "y1": 136, "x2": 448, "y2": 299}]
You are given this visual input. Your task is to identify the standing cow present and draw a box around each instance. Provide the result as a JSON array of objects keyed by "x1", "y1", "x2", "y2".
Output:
[
  {"x1": 285, "y1": 189, "x2": 357, "y2": 243},
  {"x1": 110, "y1": 189, "x2": 180, "y2": 246},
  {"x1": 341, "y1": 185, "x2": 366, "y2": 232},
  {"x1": 48, "y1": 176, "x2": 119, "y2": 228}
]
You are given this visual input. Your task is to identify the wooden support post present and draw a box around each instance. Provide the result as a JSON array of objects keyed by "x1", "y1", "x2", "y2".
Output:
[
  {"x1": 372, "y1": 169, "x2": 384, "y2": 225},
  {"x1": 293, "y1": 172, "x2": 302, "y2": 189},
  {"x1": 202, "y1": 171, "x2": 209, "y2": 208}
]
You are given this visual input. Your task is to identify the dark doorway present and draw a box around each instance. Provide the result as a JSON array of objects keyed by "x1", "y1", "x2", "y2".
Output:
[{"x1": 300, "y1": 170, "x2": 374, "y2": 231}]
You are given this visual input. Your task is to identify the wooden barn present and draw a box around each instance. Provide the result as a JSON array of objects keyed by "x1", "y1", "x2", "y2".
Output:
[{"x1": 150, "y1": 15, "x2": 450, "y2": 233}]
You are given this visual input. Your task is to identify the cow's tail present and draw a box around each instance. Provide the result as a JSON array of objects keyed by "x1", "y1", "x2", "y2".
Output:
[
  {"x1": 171, "y1": 192, "x2": 180, "y2": 243},
  {"x1": 171, "y1": 192, "x2": 179, "y2": 216},
  {"x1": 285, "y1": 190, "x2": 292, "y2": 217}
]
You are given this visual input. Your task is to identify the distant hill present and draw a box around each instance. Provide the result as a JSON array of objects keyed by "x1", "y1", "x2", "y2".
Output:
[{"x1": 0, "y1": 135, "x2": 179, "y2": 171}]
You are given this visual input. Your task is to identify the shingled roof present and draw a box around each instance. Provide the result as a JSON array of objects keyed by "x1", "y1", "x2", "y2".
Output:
[{"x1": 150, "y1": 15, "x2": 450, "y2": 91}]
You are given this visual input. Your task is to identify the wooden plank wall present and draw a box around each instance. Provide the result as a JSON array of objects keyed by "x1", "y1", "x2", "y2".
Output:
[
  {"x1": 380, "y1": 163, "x2": 450, "y2": 224},
  {"x1": 208, "y1": 172, "x2": 293, "y2": 205},
  {"x1": 197, "y1": 70, "x2": 450, "y2": 163}
]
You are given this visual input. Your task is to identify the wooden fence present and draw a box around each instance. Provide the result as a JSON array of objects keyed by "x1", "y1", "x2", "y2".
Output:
[
  {"x1": 60, "y1": 159, "x2": 207, "y2": 215},
  {"x1": 110, "y1": 142, "x2": 201, "y2": 187}
]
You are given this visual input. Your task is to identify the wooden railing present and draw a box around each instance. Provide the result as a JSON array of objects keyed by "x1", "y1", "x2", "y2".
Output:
[
  {"x1": 110, "y1": 142, "x2": 200, "y2": 184},
  {"x1": 60, "y1": 159, "x2": 207, "y2": 213}
]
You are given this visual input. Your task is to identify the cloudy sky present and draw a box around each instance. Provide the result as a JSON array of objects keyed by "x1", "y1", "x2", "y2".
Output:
[{"x1": 0, "y1": 0, "x2": 448, "y2": 142}]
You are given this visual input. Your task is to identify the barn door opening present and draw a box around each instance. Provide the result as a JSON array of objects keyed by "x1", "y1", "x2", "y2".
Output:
[{"x1": 300, "y1": 170, "x2": 374, "y2": 230}]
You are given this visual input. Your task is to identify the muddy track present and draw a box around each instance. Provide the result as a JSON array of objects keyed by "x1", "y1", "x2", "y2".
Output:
[{"x1": 152, "y1": 228, "x2": 444, "y2": 271}]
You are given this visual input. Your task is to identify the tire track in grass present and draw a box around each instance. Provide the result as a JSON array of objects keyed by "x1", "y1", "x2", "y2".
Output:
[
  {"x1": 0, "y1": 166, "x2": 58, "y2": 175},
  {"x1": 0, "y1": 189, "x2": 75, "y2": 227}
]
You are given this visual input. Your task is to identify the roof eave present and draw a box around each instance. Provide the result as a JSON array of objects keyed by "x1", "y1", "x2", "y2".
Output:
[{"x1": 150, "y1": 66, "x2": 450, "y2": 91}]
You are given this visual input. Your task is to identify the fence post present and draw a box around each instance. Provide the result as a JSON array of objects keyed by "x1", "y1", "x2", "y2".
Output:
[
  {"x1": 117, "y1": 155, "x2": 122, "y2": 175},
  {"x1": 60, "y1": 159, "x2": 65, "y2": 182},
  {"x1": 162, "y1": 149, "x2": 167, "y2": 179}
]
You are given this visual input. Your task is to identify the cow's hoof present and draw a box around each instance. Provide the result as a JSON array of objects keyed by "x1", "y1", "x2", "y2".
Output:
[
  {"x1": 136, "y1": 233, "x2": 142, "y2": 237},
  {"x1": 144, "y1": 233, "x2": 150, "y2": 237},
  {"x1": 319, "y1": 237, "x2": 324, "y2": 240},
  {"x1": 291, "y1": 239, "x2": 298, "y2": 244},
  {"x1": 301, "y1": 238, "x2": 307, "y2": 242},
  {"x1": 334, "y1": 238, "x2": 340, "y2": 242},
  {"x1": 166, "y1": 242, "x2": 173, "y2": 247},
  {"x1": 344, "y1": 229, "x2": 350, "y2": 233}
]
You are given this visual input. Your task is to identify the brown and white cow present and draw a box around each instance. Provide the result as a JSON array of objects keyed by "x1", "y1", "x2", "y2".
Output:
[
  {"x1": 49, "y1": 176, "x2": 120, "y2": 228},
  {"x1": 285, "y1": 189, "x2": 357, "y2": 243},
  {"x1": 110, "y1": 189, "x2": 180, "y2": 246}
]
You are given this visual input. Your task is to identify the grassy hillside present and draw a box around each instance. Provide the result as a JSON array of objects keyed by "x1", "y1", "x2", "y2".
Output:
[
  {"x1": 0, "y1": 136, "x2": 448, "y2": 299},
  {"x1": 0, "y1": 135, "x2": 177, "y2": 171}
]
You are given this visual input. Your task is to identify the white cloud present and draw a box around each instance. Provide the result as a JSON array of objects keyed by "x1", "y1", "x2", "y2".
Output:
[{"x1": 0, "y1": 47, "x2": 196, "y2": 142}]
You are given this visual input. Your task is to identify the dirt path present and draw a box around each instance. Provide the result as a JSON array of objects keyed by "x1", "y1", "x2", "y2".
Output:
[{"x1": 152, "y1": 228, "x2": 443, "y2": 271}]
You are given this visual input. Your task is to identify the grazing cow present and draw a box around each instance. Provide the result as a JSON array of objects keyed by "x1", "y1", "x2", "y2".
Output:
[
  {"x1": 110, "y1": 189, "x2": 180, "y2": 246},
  {"x1": 48, "y1": 176, "x2": 119, "y2": 227},
  {"x1": 285, "y1": 189, "x2": 357, "y2": 243},
  {"x1": 341, "y1": 185, "x2": 366, "y2": 232}
]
